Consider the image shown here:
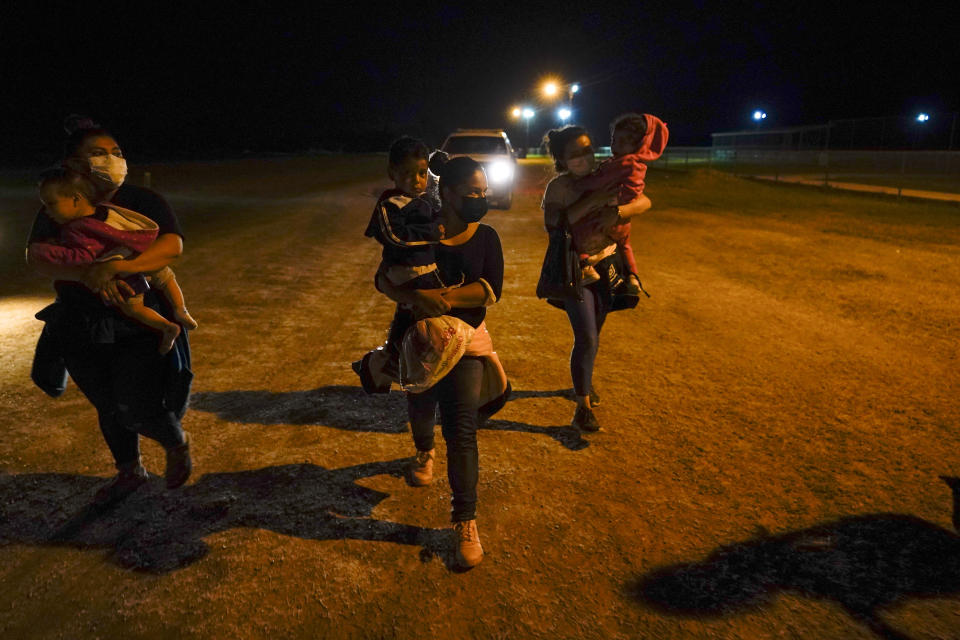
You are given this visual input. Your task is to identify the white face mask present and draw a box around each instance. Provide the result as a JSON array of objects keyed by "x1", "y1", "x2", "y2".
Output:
[
  {"x1": 88, "y1": 155, "x2": 128, "y2": 187},
  {"x1": 567, "y1": 154, "x2": 595, "y2": 177}
]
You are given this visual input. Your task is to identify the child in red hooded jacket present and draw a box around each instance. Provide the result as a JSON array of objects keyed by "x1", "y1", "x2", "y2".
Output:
[{"x1": 571, "y1": 113, "x2": 668, "y2": 295}]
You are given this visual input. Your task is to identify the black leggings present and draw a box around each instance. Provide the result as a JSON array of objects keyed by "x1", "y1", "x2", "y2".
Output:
[
  {"x1": 62, "y1": 336, "x2": 185, "y2": 469},
  {"x1": 407, "y1": 356, "x2": 483, "y2": 522}
]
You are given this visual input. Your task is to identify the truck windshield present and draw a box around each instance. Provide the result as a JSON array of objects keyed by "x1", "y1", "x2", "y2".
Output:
[{"x1": 443, "y1": 137, "x2": 508, "y2": 155}]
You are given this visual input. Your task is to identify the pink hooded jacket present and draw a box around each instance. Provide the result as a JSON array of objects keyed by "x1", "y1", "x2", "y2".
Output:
[
  {"x1": 568, "y1": 114, "x2": 668, "y2": 254},
  {"x1": 577, "y1": 113, "x2": 669, "y2": 205},
  {"x1": 28, "y1": 204, "x2": 158, "y2": 266}
]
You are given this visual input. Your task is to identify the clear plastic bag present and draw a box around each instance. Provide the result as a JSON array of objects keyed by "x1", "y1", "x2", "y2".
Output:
[{"x1": 399, "y1": 315, "x2": 475, "y2": 393}]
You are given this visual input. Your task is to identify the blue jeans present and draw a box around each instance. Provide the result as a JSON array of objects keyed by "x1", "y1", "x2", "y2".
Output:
[
  {"x1": 563, "y1": 285, "x2": 609, "y2": 396},
  {"x1": 407, "y1": 356, "x2": 483, "y2": 522}
]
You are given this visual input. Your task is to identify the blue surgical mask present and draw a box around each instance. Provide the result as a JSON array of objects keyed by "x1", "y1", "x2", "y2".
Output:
[{"x1": 459, "y1": 196, "x2": 488, "y2": 222}]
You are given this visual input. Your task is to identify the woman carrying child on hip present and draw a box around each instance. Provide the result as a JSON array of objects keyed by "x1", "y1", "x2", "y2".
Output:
[
  {"x1": 26, "y1": 116, "x2": 195, "y2": 506},
  {"x1": 376, "y1": 154, "x2": 507, "y2": 569},
  {"x1": 541, "y1": 118, "x2": 663, "y2": 432}
]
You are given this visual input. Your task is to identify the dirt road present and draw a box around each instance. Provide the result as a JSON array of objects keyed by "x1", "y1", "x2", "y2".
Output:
[{"x1": 2, "y1": 157, "x2": 960, "y2": 639}]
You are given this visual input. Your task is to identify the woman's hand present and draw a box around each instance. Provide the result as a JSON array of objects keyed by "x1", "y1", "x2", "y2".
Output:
[
  {"x1": 97, "y1": 278, "x2": 136, "y2": 307},
  {"x1": 81, "y1": 260, "x2": 121, "y2": 292},
  {"x1": 565, "y1": 183, "x2": 619, "y2": 223},
  {"x1": 411, "y1": 289, "x2": 451, "y2": 318}
]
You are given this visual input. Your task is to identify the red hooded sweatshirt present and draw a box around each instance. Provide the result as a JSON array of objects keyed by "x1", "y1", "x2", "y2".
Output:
[
  {"x1": 569, "y1": 114, "x2": 668, "y2": 254},
  {"x1": 577, "y1": 113, "x2": 669, "y2": 204}
]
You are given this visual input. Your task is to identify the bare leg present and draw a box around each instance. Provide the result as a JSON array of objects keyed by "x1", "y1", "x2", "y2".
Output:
[
  {"x1": 121, "y1": 299, "x2": 181, "y2": 354},
  {"x1": 157, "y1": 276, "x2": 198, "y2": 330}
]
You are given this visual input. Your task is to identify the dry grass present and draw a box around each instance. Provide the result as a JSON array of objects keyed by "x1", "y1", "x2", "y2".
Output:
[{"x1": 1, "y1": 158, "x2": 960, "y2": 639}]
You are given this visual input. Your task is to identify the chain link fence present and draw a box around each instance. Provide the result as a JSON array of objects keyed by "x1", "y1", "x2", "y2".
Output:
[{"x1": 707, "y1": 113, "x2": 960, "y2": 196}]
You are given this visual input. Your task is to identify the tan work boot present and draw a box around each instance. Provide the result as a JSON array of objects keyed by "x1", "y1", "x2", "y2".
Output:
[
  {"x1": 406, "y1": 448, "x2": 434, "y2": 486},
  {"x1": 453, "y1": 519, "x2": 484, "y2": 568}
]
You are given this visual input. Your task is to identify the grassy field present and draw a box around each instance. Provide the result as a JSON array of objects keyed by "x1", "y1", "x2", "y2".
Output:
[
  {"x1": 707, "y1": 162, "x2": 960, "y2": 195},
  {"x1": 2, "y1": 157, "x2": 960, "y2": 639}
]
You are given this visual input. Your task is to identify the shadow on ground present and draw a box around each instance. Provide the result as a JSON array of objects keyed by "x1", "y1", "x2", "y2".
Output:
[
  {"x1": 0, "y1": 459, "x2": 452, "y2": 574},
  {"x1": 629, "y1": 477, "x2": 960, "y2": 640},
  {"x1": 191, "y1": 386, "x2": 588, "y2": 450},
  {"x1": 190, "y1": 386, "x2": 410, "y2": 433}
]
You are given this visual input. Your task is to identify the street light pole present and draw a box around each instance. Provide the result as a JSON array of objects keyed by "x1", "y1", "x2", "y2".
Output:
[{"x1": 522, "y1": 108, "x2": 535, "y2": 155}]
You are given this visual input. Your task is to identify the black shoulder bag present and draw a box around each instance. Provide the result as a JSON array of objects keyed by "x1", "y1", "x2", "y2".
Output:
[{"x1": 536, "y1": 210, "x2": 582, "y2": 301}]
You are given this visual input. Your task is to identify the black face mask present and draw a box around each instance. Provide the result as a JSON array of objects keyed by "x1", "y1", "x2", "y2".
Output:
[{"x1": 459, "y1": 196, "x2": 488, "y2": 222}]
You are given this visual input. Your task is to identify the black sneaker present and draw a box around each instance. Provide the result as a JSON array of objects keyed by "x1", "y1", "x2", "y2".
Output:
[
  {"x1": 165, "y1": 432, "x2": 192, "y2": 489},
  {"x1": 351, "y1": 350, "x2": 392, "y2": 395},
  {"x1": 589, "y1": 386, "x2": 601, "y2": 407},
  {"x1": 572, "y1": 405, "x2": 600, "y2": 432},
  {"x1": 93, "y1": 466, "x2": 149, "y2": 506}
]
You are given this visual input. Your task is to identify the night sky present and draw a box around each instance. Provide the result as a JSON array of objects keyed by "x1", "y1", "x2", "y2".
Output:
[{"x1": 5, "y1": 1, "x2": 958, "y2": 164}]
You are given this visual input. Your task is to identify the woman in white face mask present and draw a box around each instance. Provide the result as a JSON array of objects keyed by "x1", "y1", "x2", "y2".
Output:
[
  {"x1": 540, "y1": 125, "x2": 651, "y2": 433},
  {"x1": 25, "y1": 115, "x2": 193, "y2": 506}
]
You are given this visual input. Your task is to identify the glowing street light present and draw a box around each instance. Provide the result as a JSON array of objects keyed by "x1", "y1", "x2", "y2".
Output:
[
  {"x1": 511, "y1": 106, "x2": 522, "y2": 118},
  {"x1": 522, "y1": 107, "x2": 535, "y2": 120},
  {"x1": 752, "y1": 110, "x2": 768, "y2": 131},
  {"x1": 558, "y1": 108, "x2": 572, "y2": 122},
  {"x1": 542, "y1": 81, "x2": 559, "y2": 99},
  {"x1": 916, "y1": 113, "x2": 930, "y2": 122},
  {"x1": 570, "y1": 83, "x2": 580, "y2": 94}
]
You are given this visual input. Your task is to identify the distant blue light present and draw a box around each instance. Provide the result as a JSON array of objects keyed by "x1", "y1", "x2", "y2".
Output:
[
  {"x1": 522, "y1": 108, "x2": 535, "y2": 120},
  {"x1": 753, "y1": 110, "x2": 767, "y2": 121},
  {"x1": 558, "y1": 108, "x2": 572, "y2": 121},
  {"x1": 916, "y1": 113, "x2": 930, "y2": 122},
  {"x1": 570, "y1": 83, "x2": 580, "y2": 94}
]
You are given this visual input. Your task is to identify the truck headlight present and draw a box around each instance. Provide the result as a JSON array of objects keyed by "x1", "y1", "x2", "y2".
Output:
[{"x1": 487, "y1": 160, "x2": 514, "y2": 184}]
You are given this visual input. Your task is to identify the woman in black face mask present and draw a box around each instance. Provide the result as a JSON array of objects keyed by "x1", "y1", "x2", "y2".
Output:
[
  {"x1": 25, "y1": 115, "x2": 193, "y2": 506},
  {"x1": 376, "y1": 155, "x2": 506, "y2": 569}
]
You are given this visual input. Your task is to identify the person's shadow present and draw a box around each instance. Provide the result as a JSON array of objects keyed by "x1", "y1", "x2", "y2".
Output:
[
  {"x1": 0, "y1": 459, "x2": 453, "y2": 574},
  {"x1": 629, "y1": 477, "x2": 960, "y2": 640},
  {"x1": 190, "y1": 385, "x2": 588, "y2": 450}
]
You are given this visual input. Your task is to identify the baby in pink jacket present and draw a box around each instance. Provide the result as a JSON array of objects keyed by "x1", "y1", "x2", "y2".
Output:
[{"x1": 31, "y1": 169, "x2": 196, "y2": 354}]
